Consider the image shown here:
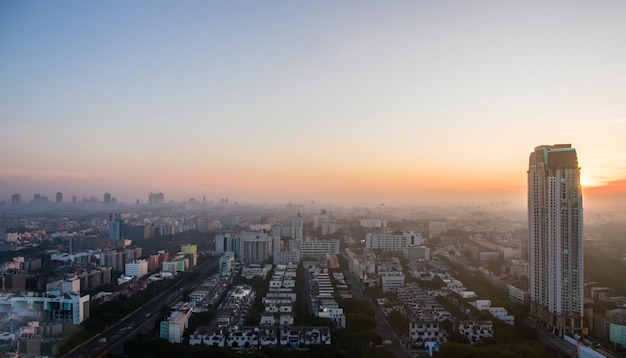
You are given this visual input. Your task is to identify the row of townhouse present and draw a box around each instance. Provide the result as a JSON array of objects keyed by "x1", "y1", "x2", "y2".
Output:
[
  {"x1": 190, "y1": 326, "x2": 330, "y2": 349},
  {"x1": 306, "y1": 262, "x2": 346, "y2": 328},
  {"x1": 469, "y1": 299, "x2": 515, "y2": 325}
]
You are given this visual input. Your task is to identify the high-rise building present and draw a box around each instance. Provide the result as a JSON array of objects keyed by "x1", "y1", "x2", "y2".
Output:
[
  {"x1": 528, "y1": 144, "x2": 583, "y2": 332},
  {"x1": 149, "y1": 192, "x2": 165, "y2": 205},
  {"x1": 104, "y1": 192, "x2": 111, "y2": 203},
  {"x1": 11, "y1": 194, "x2": 21, "y2": 205},
  {"x1": 56, "y1": 192, "x2": 63, "y2": 203}
]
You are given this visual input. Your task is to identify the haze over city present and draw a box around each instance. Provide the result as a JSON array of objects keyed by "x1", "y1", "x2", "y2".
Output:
[{"x1": 2, "y1": 1, "x2": 626, "y2": 207}]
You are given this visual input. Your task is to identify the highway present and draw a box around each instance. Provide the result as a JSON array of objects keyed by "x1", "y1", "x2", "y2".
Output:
[{"x1": 66, "y1": 256, "x2": 220, "y2": 358}]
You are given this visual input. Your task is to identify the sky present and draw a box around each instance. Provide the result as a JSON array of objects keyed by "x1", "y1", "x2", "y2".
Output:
[{"x1": 1, "y1": 1, "x2": 626, "y2": 208}]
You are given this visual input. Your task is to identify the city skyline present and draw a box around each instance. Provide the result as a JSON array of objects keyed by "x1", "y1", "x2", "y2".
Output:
[{"x1": 2, "y1": 1, "x2": 626, "y2": 207}]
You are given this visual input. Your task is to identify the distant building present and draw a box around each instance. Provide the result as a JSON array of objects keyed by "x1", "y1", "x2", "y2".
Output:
[
  {"x1": 148, "y1": 192, "x2": 165, "y2": 205},
  {"x1": 160, "y1": 308, "x2": 193, "y2": 343},
  {"x1": 0, "y1": 271, "x2": 26, "y2": 292},
  {"x1": 18, "y1": 334, "x2": 41, "y2": 358},
  {"x1": 298, "y1": 239, "x2": 339, "y2": 259},
  {"x1": 380, "y1": 272, "x2": 405, "y2": 292},
  {"x1": 406, "y1": 246, "x2": 430, "y2": 261},
  {"x1": 109, "y1": 214, "x2": 122, "y2": 240},
  {"x1": 100, "y1": 251, "x2": 126, "y2": 271},
  {"x1": 215, "y1": 233, "x2": 241, "y2": 257},
  {"x1": 55, "y1": 192, "x2": 63, "y2": 203},
  {"x1": 104, "y1": 192, "x2": 111, "y2": 203},
  {"x1": 602, "y1": 309, "x2": 626, "y2": 349},
  {"x1": 365, "y1": 231, "x2": 420, "y2": 251},
  {"x1": 219, "y1": 252, "x2": 235, "y2": 276},
  {"x1": 1, "y1": 292, "x2": 90, "y2": 325},
  {"x1": 359, "y1": 219, "x2": 384, "y2": 228},
  {"x1": 125, "y1": 260, "x2": 149, "y2": 278},
  {"x1": 241, "y1": 233, "x2": 271, "y2": 264},
  {"x1": 181, "y1": 244, "x2": 198, "y2": 267},
  {"x1": 162, "y1": 257, "x2": 187, "y2": 272}
]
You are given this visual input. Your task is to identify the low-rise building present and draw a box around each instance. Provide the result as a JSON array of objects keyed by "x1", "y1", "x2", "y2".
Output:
[
  {"x1": 409, "y1": 322, "x2": 446, "y2": 347},
  {"x1": 380, "y1": 272, "x2": 405, "y2": 293},
  {"x1": 160, "y1": 308, "x2": 193, "y2": 343},
  {"x1": 458, "y1": 321, "x2": 493, "y2": 344}
]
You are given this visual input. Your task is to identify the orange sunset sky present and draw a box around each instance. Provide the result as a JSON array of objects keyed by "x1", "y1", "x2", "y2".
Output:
[{"x1": 1, "y1": 1, "x2": 626, "y2": 208}]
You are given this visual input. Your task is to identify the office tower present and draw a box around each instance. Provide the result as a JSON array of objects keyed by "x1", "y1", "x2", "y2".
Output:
[
  {"x1": 11, "y1": 194, "x2": 21, "y2": 205},
  {"x1": 72, "y1": 195, "x2": 77, "y2": 204},
  {"x1": 108, "y1": 214, "x2": 122, "y2": 240},
  {"x1": 528, "y1": 144, "x2": 583, "y2": 332},
  {"x1": 56, "y1": 192, "x2": 63, "y2": 203},
  {"x1": 104, "y1": 192, "x2": 111, "y2": 203},
  {"x1": 149, "y1": 192, "x2": 164, "y2": 205}
]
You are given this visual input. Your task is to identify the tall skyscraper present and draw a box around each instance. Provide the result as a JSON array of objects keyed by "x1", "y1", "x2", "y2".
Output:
[
  {"x1": 56, "y1": 192, "x2": 63, "y2": 203},
  {"x1": 528, "y1": 144, "x2": 583, "y2": 332},
  {"x1": 104, "y1": 192, "x2": 111, "y2": 203}
]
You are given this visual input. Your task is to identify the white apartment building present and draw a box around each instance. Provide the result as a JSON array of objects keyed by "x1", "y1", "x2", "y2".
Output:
[
  {"x1": 365, "y1": 231, "x2": 420, "y2": 251},
  {"x1": 160, "y1": 308, "x2": 193, "y2": 343},
  {"x1": 0, "y1": 292, "x2": 90, "y2": 325},
  {"x1": 528, "y1": 144, "x2": 583, "y2": 331},
  {"x1": 298, "y1": 239, "x2": 339, "y2": 259},
  {"x1": 380, "y1": 272, "x2": 405, "y2": 293},
  {"x1": 45, "y1": 278, "x2": 80, "y2": 295},
  {"x1": 125, "y1": 259, "x2": 148, "y2": 278}
]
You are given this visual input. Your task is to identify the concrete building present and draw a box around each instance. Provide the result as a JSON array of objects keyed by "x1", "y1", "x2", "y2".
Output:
[
  {"x1": 0, "y1": 292, "x2": 90, "y2": 325},
  {"x1": 100, "y1": 251, "x2": 125, "y2": 271},
  {"x1": 219, "y1": 252, "x2": 235, "y2": 276},
  {"x1": 528, "y1": 144, "x2": 583, "y2": 331},
  {"x1": 11, "y1": 194, "x2": 21, "y2": 205},
  {"x1": 148, "y1": 192, "x2": 164, "y2": 205},
  {"x1": 380, "y1": 272, "x2": 405, "y2": 293},
  {"x1": 365, "y1": 231, "x2": 420, "y2": 251},
  {"x1": 240, "y1": 232, "x2": 271, "y2": 264},
  {"x1": 609, "y1": 309, "x2": 626, "y2": 349},
  {"x1": 160, "y1": 308, "x2": 193, "y2": 343},
  {"x1": 181, "y1": 244, "x2": 198, "y2": 267},
  {"x1": 125, "y1": 260, "x2": 149, "y2": 278},
  {"x1": 409, "y1": 322, "x2": 446, "y2": 347},
  {"x1": 45, "y1": 278, "x2": 80, "y2": 295},
  {"x1": 162, "y1": 258, "x2": 187, "y2": 272},
  {"x1": 406, "y1": 246, "x2": 430, "y2": 261},
  {"x1": 1, "y1": 271, "x2": 26, "y2": 292},
  {"x1": 298, "y1": 239, "x2": 339, "y2": 259}
]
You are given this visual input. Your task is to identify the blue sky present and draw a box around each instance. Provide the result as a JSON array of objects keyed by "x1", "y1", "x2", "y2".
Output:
[{"x1": 2, "y1": 1, "x2": 626, "y2": 206}]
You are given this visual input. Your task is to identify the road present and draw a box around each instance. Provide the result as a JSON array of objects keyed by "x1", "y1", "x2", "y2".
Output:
[
  {"x1": 524, "y1": 318, "x2": 576, "y2": 357},
  {"x1": 67, "y1": 256, "x2": 220, "y2": 358},
  {"x1": 346, "y1": 273, "x2": 421, "y2": 358}
]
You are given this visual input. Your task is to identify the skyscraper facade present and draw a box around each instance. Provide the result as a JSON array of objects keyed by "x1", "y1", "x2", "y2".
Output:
[{"x1": 528, "y1": 144, "x2": 583, "y2": 332}]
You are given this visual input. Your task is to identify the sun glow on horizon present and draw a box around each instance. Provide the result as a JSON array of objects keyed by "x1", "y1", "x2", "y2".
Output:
[{"x1": 580, "y1": 174, "x2": 602, "y2": 188}]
